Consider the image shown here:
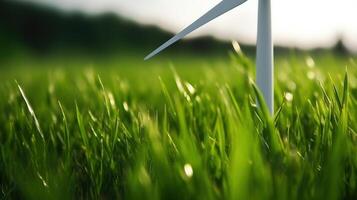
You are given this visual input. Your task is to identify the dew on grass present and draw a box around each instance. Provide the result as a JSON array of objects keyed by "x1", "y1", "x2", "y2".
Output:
[
  {"x1": 37, "y1": 172, "x2": 49, "y2": 188},
  {"x1": 184, "y1": 164, "x2": 193, "y2": 178},
  {"x1": 175, "y1": 76, "x2": 191, "y2": 102},
  {"x1": 307, "y1": 71, "x2": 316, "y2": 80},
  {"x1": 123, "y1": 102, "x2": 129, "y2": 112},
  {"x1": 232, "y1": 40, "x2": 241, "y2": 54},
  {"x1": 296, "y1": 151, "x2": 304, "y2": 160},
  {"x1": 306, "y1": 56, "x2": 315, "y2": 68},
  {"x1": 108, "y1": 92, "x2": 116, "y2": 108},
  {"x1": 317, "y1": 165, "x2": 322, "y2": 171},
  {"x1": 17, "y1": 84, "x2": 44, "y2": 139},
  {"x1": 185, "y1": 82, "x2": 196, "y2": 95},
  {"x1": 285, "y1": 92, "x2": 294, "y2": 102}
]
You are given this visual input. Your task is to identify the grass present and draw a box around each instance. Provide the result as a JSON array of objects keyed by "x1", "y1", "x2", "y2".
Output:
[{"x1": 0, "y1": 49, "x2": 356, "y2": 199}]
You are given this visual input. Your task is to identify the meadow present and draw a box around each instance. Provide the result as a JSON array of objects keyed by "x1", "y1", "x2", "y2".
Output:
[{"x1": 0, "y1": 48, "x2": 356, "y2": 199}]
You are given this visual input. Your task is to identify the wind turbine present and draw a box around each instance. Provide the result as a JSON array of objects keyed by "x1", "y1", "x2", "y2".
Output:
[{"x1": 145, "y1": 0, "x2": 274, "y2": 114}]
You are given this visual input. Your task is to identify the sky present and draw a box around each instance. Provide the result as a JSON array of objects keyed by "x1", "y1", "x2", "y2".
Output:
[{"x1": 28, "y1": 0, "x2": 357, "y2": 53}]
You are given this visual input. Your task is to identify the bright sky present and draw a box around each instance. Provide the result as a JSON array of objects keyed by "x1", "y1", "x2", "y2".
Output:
[{"x1": 29, "y1": 0, "x2": 357, "y2": 53}]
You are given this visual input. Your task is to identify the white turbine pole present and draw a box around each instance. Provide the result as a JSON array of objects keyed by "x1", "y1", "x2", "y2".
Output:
[{"x1": 256, "y1": 0, "x2": 274, "y2": 115}]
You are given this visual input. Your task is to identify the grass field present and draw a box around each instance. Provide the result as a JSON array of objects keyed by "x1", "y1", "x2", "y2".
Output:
[{"x1": 0, "y1": 49, "x2": 356, "y2": 199}]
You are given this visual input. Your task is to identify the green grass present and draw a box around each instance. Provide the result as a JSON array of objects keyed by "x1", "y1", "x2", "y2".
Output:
[{"x1": 0, "y1": 50, "x2": 356, "y2": 199}]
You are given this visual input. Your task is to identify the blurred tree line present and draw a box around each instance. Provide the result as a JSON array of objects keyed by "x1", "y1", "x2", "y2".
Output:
[
  {"x1": 0, "y1": 1, "x2": 349, "y2": 61},
  {"x1": 0, "y1": 1, "x2": 229, "y2": 57}
]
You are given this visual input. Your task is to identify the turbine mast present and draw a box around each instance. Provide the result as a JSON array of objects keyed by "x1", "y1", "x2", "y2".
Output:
[{"x1": 256, "y1": 0, "x2": 274, "y2": 114}]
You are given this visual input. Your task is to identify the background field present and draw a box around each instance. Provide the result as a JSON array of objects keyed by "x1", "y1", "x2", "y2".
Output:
[{"x1": 1, "y1": 1, "x2": 357, "y2": 200}]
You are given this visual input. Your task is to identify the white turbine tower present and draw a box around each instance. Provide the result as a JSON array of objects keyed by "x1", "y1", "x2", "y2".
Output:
[{"x1": 145, "y1": 0, "x2": 274, "y2": 114}]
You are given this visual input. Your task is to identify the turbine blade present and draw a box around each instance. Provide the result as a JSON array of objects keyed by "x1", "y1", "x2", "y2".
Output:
[{"x1": 145, "y1": 0, "x2": 247, "y2": 60}]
